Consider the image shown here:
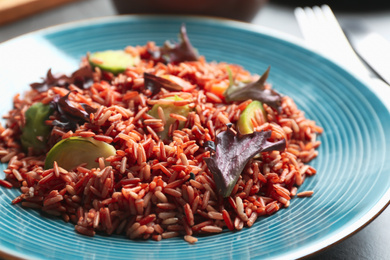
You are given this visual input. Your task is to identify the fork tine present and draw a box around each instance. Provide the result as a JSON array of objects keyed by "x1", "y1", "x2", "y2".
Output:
[
  {"x1": 295, "y1": 7, "x2": 325, "y2": 50},
  {"x1": 294, "y1": 7, "x2": 313, "y2": 44},
  {"x1": 316, "y1": 5, "x2": 355, "y2": 56},
  {"x1": 311, "y1": 6, "x2": 345, "y2": 59},
  {"x1": 294, "y1": 5, "x2": 369, "y2": 76}
]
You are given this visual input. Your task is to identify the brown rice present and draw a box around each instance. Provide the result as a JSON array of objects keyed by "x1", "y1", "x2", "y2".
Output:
[{"x1": 0, "y1": 41, "x2": 323, "y2": 244}]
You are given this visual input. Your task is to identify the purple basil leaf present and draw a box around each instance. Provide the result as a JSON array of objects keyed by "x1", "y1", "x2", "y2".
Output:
[
  {"x1": 160, "y1": 24, "x2": 199, "y2": 64},
  {"x1": 144, "y1": 73, "x2": 183, "y2": 95},
  {"x1": 204, "y1": 128, "x2": 286, "y2": 197},
  {"x1": 50, "y1": 92, "x2": 97, "y2": 131},
  {"x1": 30, "y1": 69, "x2": 67, "y2": 92},
  {"x1": 30, "y1": 66, "x2": 93, "y2": 92},
  {"x1": 58, "y1": 92, "x2": 90, "y2": 122},
  {"x1": 80, "y1": 103, "x2": 98, "y2": 115},
  {"x1": 224, "y1": 66, "x2": 282, "y2": 112},
  {"x1": 69, "y1": 66, "x2": 94, "y2": 89}
]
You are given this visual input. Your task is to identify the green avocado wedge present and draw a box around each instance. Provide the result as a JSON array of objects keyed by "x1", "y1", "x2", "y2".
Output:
[
  {"x1": 88, "y1": 50, "x2": 140, "y2": 74},
  {"x1": 237, "y1": 100, "x2": 267, "y2": 135},
  {"x1": 148, "y1": 96, "x2": 191, "y2": 140},
  {"x1": 44, "y1": 137, "x2": 116, "y2": 170}
]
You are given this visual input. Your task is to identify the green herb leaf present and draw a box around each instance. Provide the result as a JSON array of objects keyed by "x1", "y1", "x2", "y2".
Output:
[{"x1": 21, "y1": 102, "x2": 53, "y2": 154}]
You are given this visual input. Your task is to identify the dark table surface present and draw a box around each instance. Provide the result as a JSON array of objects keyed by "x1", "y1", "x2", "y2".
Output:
[{"x1": 0, "y1": 0, "x2": 389, "y2": 259}]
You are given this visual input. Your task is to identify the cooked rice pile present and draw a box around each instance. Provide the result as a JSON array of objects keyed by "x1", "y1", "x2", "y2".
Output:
[{"x1": 0, "y1": 42, "x2": 322, "y2": 242}]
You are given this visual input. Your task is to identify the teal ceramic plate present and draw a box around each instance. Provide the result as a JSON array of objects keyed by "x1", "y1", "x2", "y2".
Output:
[{"x1": 0, "y1": 16, "x2": 389, "y2": 260}]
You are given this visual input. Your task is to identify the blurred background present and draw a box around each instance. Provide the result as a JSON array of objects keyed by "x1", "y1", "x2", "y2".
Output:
[
  {"x1": 1, "y1": 0, "x2": 390, "y2": 43},
  {"x1": 2, "y1": 0, "x2": 390, "y2": 26}
]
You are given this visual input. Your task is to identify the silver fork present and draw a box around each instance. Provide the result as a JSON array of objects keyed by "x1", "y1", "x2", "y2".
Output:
[{"x1": 294, "y1": 5, "x2": 370, "y2": 78}]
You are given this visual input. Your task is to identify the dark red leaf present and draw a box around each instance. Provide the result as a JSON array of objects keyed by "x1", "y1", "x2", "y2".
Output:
[
  {"x1": 30, "y1": 66, "x2": 93, "y2": 92},
  {"x1": 50, "y1": 92, "x2": 97, "y2": 131},
  {"x1": 224, "y1": 67, "x2": 282, "y2": 112},
  {"x1": 160, "y1": 24, "x2": 199, "y2": 64},
  {"x1": 204, "y1": 127, "x2": 286, "y2": 197},
  {"x1": 147, "y1": 24, "x2": 199, "y2": 64}
]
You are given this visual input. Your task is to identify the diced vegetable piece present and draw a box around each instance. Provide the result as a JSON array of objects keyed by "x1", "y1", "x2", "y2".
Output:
[
  {"x1": 89, "y1": 50, "x2": 140, "y2": 74},
  {"x1": 237, "y1": 101, "x2": 267, "y2": 135},
  {"x1": 148, "y1": 96, "x2": 190, "y2": 140},
  {"x1": 209, "y1": 81, "x2": 229, "y2": 99},
  {"x1": 21, "y1": 102, "x2": 53, "y2": 154},
  {"x1": 44, "y1": 137, "x2": 116, "y2": 170}
]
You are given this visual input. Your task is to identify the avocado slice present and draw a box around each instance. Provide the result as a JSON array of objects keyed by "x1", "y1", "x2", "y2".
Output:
[
  {"x1": 89, "y1": 50, "x2": 140, "y2": 74},
  {"x1": 237, "y1": 101, "x2": 267, "y2": 135},
  {"x1": 148, "y1": 96, "x2": 190, "y2": 140},
  {"x1": 44, "y1": 137, "x2": 116, "y2": 170}
]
